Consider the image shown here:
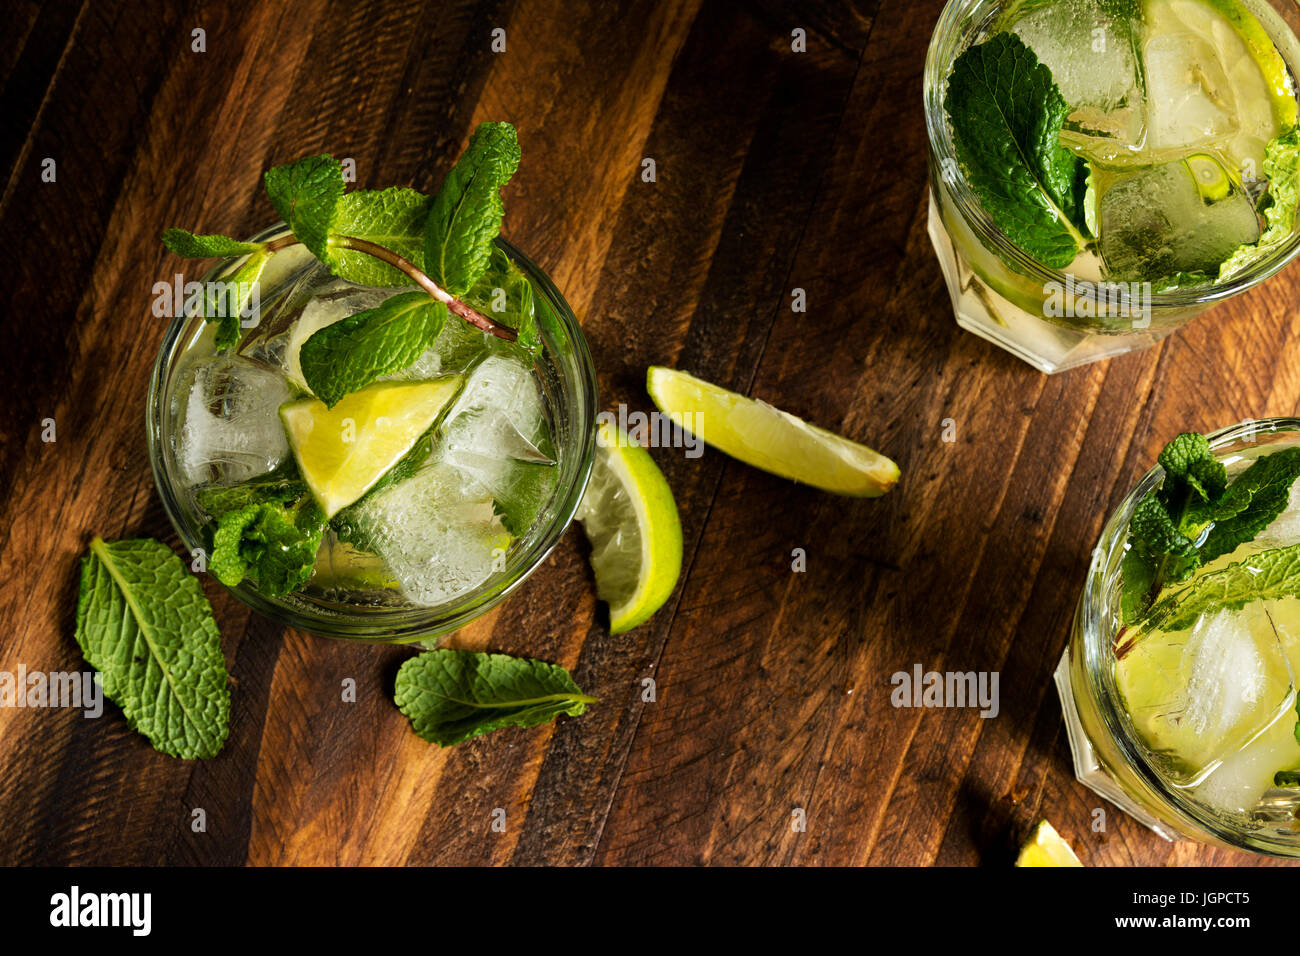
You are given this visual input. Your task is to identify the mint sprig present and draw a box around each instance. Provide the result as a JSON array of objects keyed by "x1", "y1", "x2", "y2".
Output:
[
  {"x1": 162, "y1": 124, "x2": 523, "y2": 363},
  {"x1": 944, "y1": 32, "x2": 1089, "y2": 268},
  {"x1": 1121, "y1": 434, "x2": 1300, "y2": 624},
  {"x1": 75, "y1": 537, "x2": 230, "y2": 759},
  {"x1": 298, "y1": 292, "x2": 449, "y2": 407},
  {"x1": 395, "y1": 649, "x2": 595, "y2": 747}
]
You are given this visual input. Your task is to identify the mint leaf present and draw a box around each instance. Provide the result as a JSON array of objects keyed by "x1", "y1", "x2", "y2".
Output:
[
  {"x1": 1195, "y1": 448, "x2": 1300, "y2": 563},
  {"x1": 195, "y1": 466, "x2": 308, "y2": 519},
  {"x1": 211, "y1": 497, "x2": 325, "y2": 596},
  {"x1": 327, "y1": 187, "x2": 433, "y2": 286},
  {"x1": 263, "y1": 154, "x2": 344, "y2": 260},
  {"x1": 74, "y1": 537, "x2": 229, "y2": 759},
  {"x1": 425, "y1": 122, "x2": 521, "y2": 296},
  {"x1": 1120, "y1": 432, "x2": 1226, "y2": 622},
  {"x1": 394, "y1": 649, "x2": 595, "y2": 747},
  {"x1": 1157, "y1": 432, "x2": 1227, "y2": 502},
  {"x1": 299, "y1": 291, "x2": 448, "y2": 407},
  {"x1": 1219, "y1": 125, "x2": 1300, "y2": 281},
  {"x1": 162, "y1": 228, "x2": 264, "y2": 258},
  {"x1": 463, "y1": 245, "x2": 540, "y2": 355},
  {"x1": 944, "y1": 33, "x2": 1086, "y2": 268},
  {"x1": 207, "y1": 249, "x2": 269, "y2": 351},
  {"x1": 1146, "y1": 542, "x2": 1300, "y2": 632}
]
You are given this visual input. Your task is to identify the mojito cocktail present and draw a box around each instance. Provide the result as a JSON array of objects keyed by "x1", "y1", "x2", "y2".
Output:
[
  {"x1": 1064, "y1": 421, "x2": 1300, "y2": 855},
  {"x1": 148, "y1": 130, "x2": 597, "y2": 642},
  {"x1": 925, "y1": 0, "x2": 1300, "y2": 372}
]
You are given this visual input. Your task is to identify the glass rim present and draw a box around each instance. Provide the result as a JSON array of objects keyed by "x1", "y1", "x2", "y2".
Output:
[
  {"x1": 923, "y1": 0, "x2": 1300, "y2": 311},
  {"x1": 146, "y1": 223, "x2": 598, "y2": 642},
  {"x1": 1078, "y1": 417, "x2": 1300, "y2": 856}
]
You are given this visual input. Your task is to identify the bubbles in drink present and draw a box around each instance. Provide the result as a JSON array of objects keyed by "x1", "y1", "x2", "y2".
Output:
[{"x1": 1097, "y1": 158, "x2": 1260, "y2": 279}]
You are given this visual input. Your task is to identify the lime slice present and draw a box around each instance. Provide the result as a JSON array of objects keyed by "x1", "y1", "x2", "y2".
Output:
[
  {"x1": 576, "y1": 421, "x2": 682, "y2": 635},
  {"x1": 646, "y1": 366, "x2": 900, "y2": 497},
  {"x1": 1185, "y1": 152, "x2": 1232, "y2": 200},
  {"x1": 1015, "y1": 820, "x2": 1083, "y2": 867},
  {"x1": 280, "y1": 377, "x2": 462, "y2": 518}
]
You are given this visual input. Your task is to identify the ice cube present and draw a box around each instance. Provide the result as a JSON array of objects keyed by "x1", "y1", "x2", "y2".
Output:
[
  {"x1": 437, "y1": 354, "x2": 558, "y2": 534},
  {"x1": 1195, "y1": 728, "x2": 1300, "y2": 815},
  {"x1": 348, "y1": 460, "x2": 510, "y2": 607},
  {"x1": 178, "y1": 354, "x2": 293, "y2": 486},
  {"x1": 1009, "y1": 0, "x2": 1146, "y2": 155},
  {"x1": 1126, "y1": 604, "x2": 1294, "y2": 784},
  {"x1": 1097, "y1": 159, "x2": 1261, "y2": 280},
  {"x1": 1144, "y1": 31, "x2": 1239, "y2": 154}
]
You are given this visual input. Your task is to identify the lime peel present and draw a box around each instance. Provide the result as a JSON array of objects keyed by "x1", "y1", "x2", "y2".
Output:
[{"x1": 577, "y1": 420, "x2": 683, "y2": 635}]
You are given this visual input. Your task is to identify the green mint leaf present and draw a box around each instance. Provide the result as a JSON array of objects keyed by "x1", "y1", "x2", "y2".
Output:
[
  {"x1": 1146, "y1": 542, "x2": 1300, "y2": 632},
  {"x1": 195, "y1": 465, "x2": 308, "y2": 520},
  {"x1": 263, "y1": 154, "x2": 344, "y2": 260},
  {"x1": 1275, "y1": 768, "x2": 1300, "y2": 787},
  {"x1": 425, "y1": 122, "x2": 521, "y2": 296},
  {"x1": 944, "y1": 33, "x2": 1086, "y2": 268},
  {"x1": 74, "y1": 537, "x2": 229, "y2": 759},
  {"x1": 162, "y1": 228, "x2": 264, "y2": 258},
  {"x1": 211, "y1": 498, "x2": 325, "y2": 596},
  {"x1": 463, "y1": 245, "x2": 540, "y2": 355},
  {"x1": 1156, "y1": 432, "x2": 1226, "y2": 503},
  {"x1": 299, "y1": 291, "x2": 448, "y2": 407},
  {"x1": 394, "y1": 649, "x2": 595, "y2": 747},
  {"x1": 207, "y1": 249, "x2": 269, "y2": 351},
  {"x1": 1219, "y1": 125, "x2": 1300, "y2": 281},
  {"x1": 1194, "y1": 447, "x2": 1300, "y2": 563},
  {"x1": 326, "y1": 187, "x2": 433, "y2": 286},
  {"x1": 1152, "y1": 270, "x2": 1213, "y2": 292},
  {"x1": 1119, "y1": 541, "x2": 1158, "y2": 625}
]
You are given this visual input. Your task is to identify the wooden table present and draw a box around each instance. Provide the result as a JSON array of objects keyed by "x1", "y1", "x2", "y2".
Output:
[{"x1": 4, "y1": 0, "x2": 1297, "y2": 868}]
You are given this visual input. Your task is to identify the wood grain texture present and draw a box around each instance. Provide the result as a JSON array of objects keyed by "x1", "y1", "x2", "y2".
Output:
[{"x1": 2, "y1": 0, "x2": 1298, "y2": 867}]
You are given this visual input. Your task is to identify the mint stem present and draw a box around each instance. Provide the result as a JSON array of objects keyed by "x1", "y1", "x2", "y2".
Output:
[
  {"x1": 260, "y1": 234, "x2": 518, "y2": 341},
  {"x1": 335, "y1": 236, "x2": 517, "y2": 341}
]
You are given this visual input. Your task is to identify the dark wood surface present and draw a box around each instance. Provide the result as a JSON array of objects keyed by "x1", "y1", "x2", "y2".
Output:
[{"x1": 3, "y1": 0, "x2": 1297, "y2": 867}]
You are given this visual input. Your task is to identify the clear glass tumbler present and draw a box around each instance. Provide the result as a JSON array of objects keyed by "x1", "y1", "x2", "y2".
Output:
[
  {"x1": 1060, "y1": 419, "x2": 1300, "y2": 856},
  {"x1": 146, "y1": 224, "x2": 598, "y2": 642},
  {"x1": 924, "y1": 0, "x2": 1300, "y2": 374}
]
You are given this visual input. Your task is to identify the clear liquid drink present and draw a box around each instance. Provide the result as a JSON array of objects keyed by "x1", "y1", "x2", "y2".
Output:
[{"x1": 147, "y1": 226, "x2": 597, "y2": 641}]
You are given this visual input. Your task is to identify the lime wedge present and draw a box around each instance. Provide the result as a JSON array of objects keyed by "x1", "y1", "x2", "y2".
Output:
[
  {"x1": 280, "y1": 377, "x2": 462, "y2": 518},
  {"x1": 1015, "y1": 820, "x2": 1083, "y2": 867},
  {"x1": 646, "y1": 366, "x2": 900, "y2": 497},
  {"x1": 576, "y1": 421, "x2": 682, "y2": 635}
]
